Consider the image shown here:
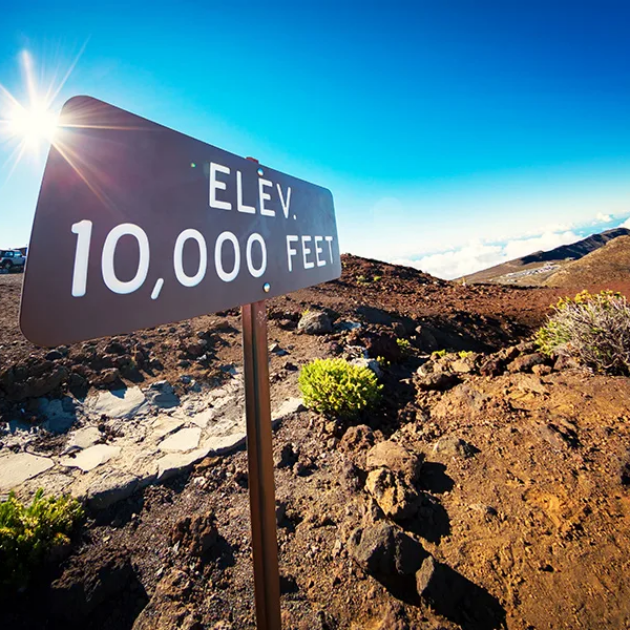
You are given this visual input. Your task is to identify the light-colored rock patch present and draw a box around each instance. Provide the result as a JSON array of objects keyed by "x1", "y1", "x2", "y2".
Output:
[
  {"x1": 156, "y1": 447, "x2": 212, "y2": 481},
  {"x1": 87, "y1": 387, "x2": 149, "y2": 419},
  {"x1": 60, "y1": 444, "x2": 121, "y2": 472},
  {"x1": 159, "y1": 427, "x2": 202, "y2": 453},
  {"x1": 64, "y1": 426, "x2": 102, "y2": 452},
  {"x1": 151, "y1": 417, "x2": 186, "y2": 439},
  {"x1": 0, "y1": 452, "x2": 55, "y2": 491}
]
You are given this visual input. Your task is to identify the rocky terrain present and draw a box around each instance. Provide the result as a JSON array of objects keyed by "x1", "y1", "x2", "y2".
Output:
[{"x1": 2, "y1": 254, "x2": 630, "y2": 629}]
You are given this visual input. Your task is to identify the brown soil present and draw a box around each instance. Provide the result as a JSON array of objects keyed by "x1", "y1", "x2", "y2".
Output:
[{"x1": 3, "y1": 256, "x2": 630, "y2": 629}]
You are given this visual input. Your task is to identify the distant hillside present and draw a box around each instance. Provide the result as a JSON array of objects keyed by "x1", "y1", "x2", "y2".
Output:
[
  {"x1": 461, "y1": 227, "x2": 630, "y2": 286},
  {"x1": 545, "y1": 235, "x2": 630, "y2": 288}
]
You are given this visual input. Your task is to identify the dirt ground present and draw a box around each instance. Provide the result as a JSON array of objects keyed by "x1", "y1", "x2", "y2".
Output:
[{"x1": 2, "y1": 256, "x2": 630, "y2": 629}]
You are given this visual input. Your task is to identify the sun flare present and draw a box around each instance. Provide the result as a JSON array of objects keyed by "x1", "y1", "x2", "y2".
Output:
[
  {"x1": 0, "y1": 48, "x2": 85, "y2": 179},
  {"x1": 7, "y1": 103, "x2": 58, "y2": 146}
]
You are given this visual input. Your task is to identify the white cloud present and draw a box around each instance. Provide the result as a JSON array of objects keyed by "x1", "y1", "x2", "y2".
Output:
[
  {"x1": 391, "y1": 230, "x2": 580, "y2": 280},
  {"x1": 618, "y1": 217, "x2": 630, "y2": 229},
  {"x1": 595, "y1": 212, "x2": 613, "y2": 223}
]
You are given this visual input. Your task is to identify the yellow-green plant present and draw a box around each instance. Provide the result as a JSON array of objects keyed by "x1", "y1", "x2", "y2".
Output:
[
  {"x1": 535, "y1": 290, "x2": 630, "y2": 374},
  {"x1": 396, "y1": 338, "x2": 411, "y2": 354},
  {"x1": 299, "y1": 358, "x2": 382, "y2": 418},
  {"x1": 458, "y1": 350, "x2": 473, "y2": 359},
  {"x1": 431, "y1": 349, "x2": 447, "y2": 359},
  {"x1": 0, "y1": 489, "x2": 84, "y2": 590},
  {"x1": 373, "y1": 275, "x2": 382, "y2": 282}
]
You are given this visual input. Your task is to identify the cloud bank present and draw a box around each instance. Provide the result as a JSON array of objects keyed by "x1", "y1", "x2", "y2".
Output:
[{"x1": 391, "y1": 229, "x2": 582, "y2": 279}]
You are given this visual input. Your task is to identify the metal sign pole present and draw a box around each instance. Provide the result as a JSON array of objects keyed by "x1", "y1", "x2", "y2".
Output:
[{"x1": 242, "y1": 300, "x2": 282, "y2": 630}]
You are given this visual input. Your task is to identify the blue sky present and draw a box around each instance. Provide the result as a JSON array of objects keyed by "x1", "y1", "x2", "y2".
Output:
[{"x1": 1, "y1": 1, "x2": 630, "y2": 278}]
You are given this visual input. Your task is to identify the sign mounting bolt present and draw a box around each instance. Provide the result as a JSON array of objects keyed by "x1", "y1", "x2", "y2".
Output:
[
  {"x1": 257, "y1": 168, "x2": 264, "y2": 177},
  {"x1": 263, "y1": 282, "x2": 271, "y2": 293}
]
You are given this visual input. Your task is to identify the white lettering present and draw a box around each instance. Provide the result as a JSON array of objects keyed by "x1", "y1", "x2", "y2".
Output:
[
  {"x1": 71, "y1": 220, "x2": 92, "y2": 297},
  {"x1": 314, "y1": 236, "x2": 325, "y2": 267},
  {"x1": 174, "y1": 229, "x2": 207, "y2": 287},
  {"x1": 325, "y1": 236, "x2": 334, "y2": 263},
  {"x1": 209, "y1": 163, "x2": 231, "y2": 210},
  {"x1": 101, "y1": 224, "x2": 150, "y2": 294},
  {"x1": 302, "y1": 235, "x2": 314, "y2": 269},
  {"x1": 259, "y1": 178, "x2": 274, "y2": 216},
  {"x1": 215, "y1": 231, "x2": 240, "y2": 282},
  {"x1": 277, "y1": 184, "x2": 292, "y2": 219},
  {"x1": 236, "y1": 170, "x2": 255, "y2": 214},
  {"x1": 246, "y1": 233, "x2": 267, "y2": 278},
  {"x1": 287, "y1": 235, "x2": 299, "y2": 272}
]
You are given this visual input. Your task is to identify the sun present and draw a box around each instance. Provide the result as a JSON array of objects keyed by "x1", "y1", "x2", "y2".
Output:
[
  {"x1": 0, "y1": 48, "x2": 85, "y2": 178},
  {"x1": 7, "y1": 102, "x2": 58, "y2": 147}
]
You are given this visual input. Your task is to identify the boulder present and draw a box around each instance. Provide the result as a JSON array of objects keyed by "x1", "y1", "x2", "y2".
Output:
[
  {"x1": 365, "y1": 468, "x2": 421, "y2": 521},
  {"x1": 339, "y1": 424, "x2": 375, "y2": 452},
  {"x1": 480, "y1": 356, "x2": 504, "y2": 377},
  {"x1": 297, "y1": 311, "x2": 332, "y2": 335},
  {"x1": 417, "y1": 371, "x2": 460, "y2": 391},
  {"x1": 366, "y1": 440, "x2": 424, "y2": 482},
  {"x1": 507, "y1": 353, "x2": 545, "y2": 373},
  {"x1": 347, "y1": 523, "x2": 426, "y2": 577},
  {"x1": 170, "y1": 511, "x2": 218, "y2": 557},
  {"x1": 415, "y1": 554, "x2": 438, "y2": 599},
  {"x1": 449, "y1": 354, "x2": 479, "y2": 374}
]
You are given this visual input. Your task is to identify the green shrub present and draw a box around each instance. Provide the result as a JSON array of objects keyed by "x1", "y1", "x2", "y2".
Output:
[
  {"x1": 0, "y1": 489, "x2": 84, "y2": 590},
  {"x1": 373, "y1": 275, "x2": 382, "y2": 282},
  {"x1": 396, "y1": 338, "x2": 411, "y2": 354},
  {"x1": 535, "y1": 290, "x2": 630, "y2": 374},
  {"x1": 458, "y1": 350, "x2": 473, "y2": 359},
  {"x1": 298, "y1": 358, "x2": 382, "y2": 418},
  {"x1": 431, "y1": 349, "x2": 447, "y2": 359},
  {"x1": 356, "y1": 275, "x2": 368, "y2": 284}
]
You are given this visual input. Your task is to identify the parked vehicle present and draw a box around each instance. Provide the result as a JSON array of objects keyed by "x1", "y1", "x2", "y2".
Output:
[{"x1": 0, "y1": 250, "x2": 26, "y2": 272}]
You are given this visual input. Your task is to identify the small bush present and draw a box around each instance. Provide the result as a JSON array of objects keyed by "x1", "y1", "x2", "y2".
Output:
[
  {"x1": 356, "y1": 275, "x2": 368, "y2": 284},
  {"x1": 0, "y1": 489, "x2": 84, "y2": 590},
  {"x1": 298, "y1": 358, "x2": 382, "y2": 418},
  {"x1": 535, "y1": 290, "x2": 630, "y2": 374},
  {"x1": 396, "y1": 338, "x2": 411, "y2": 354},
  {"x1": 431, "y1": 349, "x2": 447, "y2": 359},
  {"x1": 373, "y1": 275, "x2": 382, "y2": 282},
  {"x1": 458, "y1": 350, "x2": 473, "y2": 359}
]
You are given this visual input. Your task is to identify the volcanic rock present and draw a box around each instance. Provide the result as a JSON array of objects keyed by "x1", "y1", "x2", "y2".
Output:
[
  {"x1": 297, "y1": 311, "x2": 332, "y2": 335},
  {"x1": 365, "y1": 468, "x2": 421, "y2": 521},
  {"x1": 347, "y1": 523, "x2": 426, "y2": 577},
  {"x1": 366, "y1": 440, "x2": 424, "y2": 483}
]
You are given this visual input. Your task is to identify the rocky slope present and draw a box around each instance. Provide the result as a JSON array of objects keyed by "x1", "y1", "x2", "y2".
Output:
[
  {"x1": 2, "y1": 257, "x2": 630, "y2": 629},
  {"x1": 545, "y1": 235, "x2": 630, "y2": 288}
]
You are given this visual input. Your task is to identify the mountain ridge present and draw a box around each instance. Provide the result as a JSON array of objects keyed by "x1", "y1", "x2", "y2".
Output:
[{"x1": 460, "y1": 227, "x2": 630, "y2": 286}]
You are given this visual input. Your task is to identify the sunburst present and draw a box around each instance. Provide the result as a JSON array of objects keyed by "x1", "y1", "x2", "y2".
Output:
[{"x1": 0, "y1": 47, "x2": 85, "y2": 179}]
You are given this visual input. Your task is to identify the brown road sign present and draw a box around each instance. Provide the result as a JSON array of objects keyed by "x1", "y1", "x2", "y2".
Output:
[{"x1": 20, "y1": 96, "x2": 340, "y2": 346}]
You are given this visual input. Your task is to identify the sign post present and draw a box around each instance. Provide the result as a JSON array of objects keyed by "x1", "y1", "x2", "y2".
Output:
[
  {"x1": 242, "y1": 300, "x2": 281, "y2": 630},
  {"x1": 20, "y1": 96, "x2": 341, "y2": 629}
]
